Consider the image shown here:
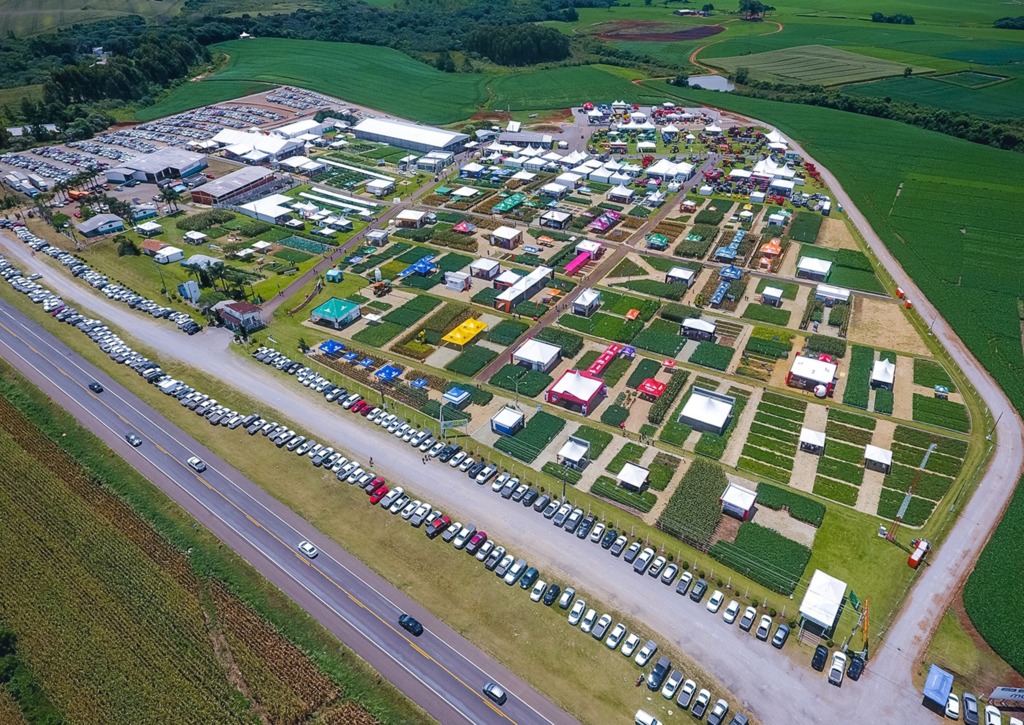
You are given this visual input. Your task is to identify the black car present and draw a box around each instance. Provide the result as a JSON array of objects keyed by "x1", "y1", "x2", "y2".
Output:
[
  {"x1": 124, "y1": 433, "x2": 143, "y2": 447},
  {"x1": 533, "y1": 493, "x2": 551, "y2": 512},
  {"x1": 689, "y1": 579, "x2": 708, "y2": 603},
  {"x1": 438, "y1": 444, "x2": 460, "y2": 463},
  {"x1": 811, "y1": 645, "x2": 829, "y2": 672},
  {"x1": 601, "y1": 529, "x2": 618, "y2": 549},
  {"x1": 87, "y1": 381, "x2": 104, "y2": 393},
  {"x1": 646, "y1": 656, "x2": 671, "y2": 691},
  {"x1": 467, "y1": 460, "x2": 486, "y2": 479},
  {"x1": 846, "y1": 655, "x2": 865, "y2": 681},
  {"x1": 398, "y1": 614, "x2": 423, "y2": 637},
  {"x1": 542, "y1": 584, "x2": 561, "y2": 606},
  {"x1": 521, "y1": 489, "x2": 539, "y2": 508},
  {"x1": 576, "y1": 515, "x2": 595, "y2": 539}
]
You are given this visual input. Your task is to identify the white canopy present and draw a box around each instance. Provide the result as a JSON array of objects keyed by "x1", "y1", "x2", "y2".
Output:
[
  {"x1": 798, "y1": 257, "x2": 833, "y2": 276},
  {"x1": 667, "y1": 267, "x2": 695, "y2": 282},
  {"x1": 491, "y1": 407, "x2": 524, "y2": 431},
  {"x1": 871, "y1": 359, "x2": 896, "y2": 386},
  {"x1": 558, "y1": 438, "x2": 590, "y2": 464},
  {"x1": 762, "y1": 286, "x2": 784, "y2": 299},
  {"x1": 513, "y1": 339, "x2": 561, "y2": 369},
  {"x1": 617, "y1": 462, "x2": 650, "y2": 492},
  {"x1": 683, "y1": 318, "x2": 716, "y2": 334},
  {"x1": 721, "y1": 482, "x2": 756, "y2": 513},
  {"x1": 452, "y1": 186, "x2": 479, "y2": 198},
  {"x1": 800, "y1": 428, "x2": 826, "y2": 449},
  {"x1": 704, "y1": 124, "x2": 722, "y2": 134},
  {"x1": 574, "y1": 288, "x2": 600, "y2": 308},
  {"x1": 789, "y1": 356, "x2": 837, "y2": 385},
  {"x1": 865, "y1": 444, "x2": 893, "y2": 467},
  {"x1": 679, "y1": 389, "x2": 733, "y2": 430},
  {"x1": 608, "y1": 184, "x2": 635, "y2": 200},
  {"x1": 510, "y1": 170, "x2": 536, "y2": 181},
  {"x1": 461, "y1": 162, "x2": 485, "y2": 173},
  {"x1": 800, "y1": 570, "x2": 847, "y2": 630}
]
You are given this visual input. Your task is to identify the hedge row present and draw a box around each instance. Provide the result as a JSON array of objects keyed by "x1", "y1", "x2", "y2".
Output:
[
  {"x1": 745, "y1": 336, "x2": 791, "y2": 359},
  {"x1": 755, "y1": 483, "x2": 825, "y2": 527},
  {"x1": 826, "y1": 440, "x2": 864, "y2": 464},
  {"x1": 893, "y1": 426, "x2": 968, "y2": 458},
  {"x1": 535, "y1": 328, "x2": 584, "y2": 357},
  {"x1": 912, "y1": 394, "x2": 970, "y2": 433},
  {"x1": 813, "y1": 477, "x2": 859, "y2": 506},
  {"x1": 648, "y1": 370, "x2": 690, "y2": 425}
]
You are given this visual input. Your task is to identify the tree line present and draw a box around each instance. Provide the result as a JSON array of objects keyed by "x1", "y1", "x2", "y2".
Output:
[
  {"x1": 465, "y1": 25, "x2": 572, "y2": 66},
  {"x1": 871, "y1": 12, "x2": 915, "y2": 24}
]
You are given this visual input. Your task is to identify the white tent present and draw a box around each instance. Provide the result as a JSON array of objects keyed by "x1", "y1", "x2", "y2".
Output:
[
  {"x1": 800, "y1": 570, "x2": 847, "y2": 631},
  {"x1": 607, "y1": 184, "x2": 635, "y2": 202},
  {"x1": 865, "y1": 444, "x2": 893, "y2": 471},
  {"x1": 512, "y1": 339, "x2": 561, "y2": 372},
  {"x1": 667, "y1": 267, "x2": 696, "y2": 286},
  {"x1": 797, "y1": 257, "x2": 833, "y2": 278},
  {"x1": 510, "y1": 170, "x2": 536, "y2": 182},
  {"x1": 720, "y1": 482, "x2": 756, "y2": 521},
  {"x1": 617, "y1": 462, "x2": 650, "y2": 492},
  {"x1": 558, "y1": 437, "x2": 591, "y2": 467},
  {"x1": 678, "y1": 388, "x2": 734, "y2": 435},
  {"x1": 815, "y1": 284, "x2": 851, "y2": 304},
  {"x1": 789, "y1": 356, "x2": 838, "y2": 386},
  {"x1": 799, "y1": 428, "x2": 826, "y2": 453},
  {"x1": 871, "y1": 359, "x2": 896, "y2": 387},
  {"x1": 682, "y1": 317, "x2": 717, "y2": 336}
]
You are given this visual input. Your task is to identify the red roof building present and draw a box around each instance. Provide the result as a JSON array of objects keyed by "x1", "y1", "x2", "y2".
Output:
[{"x1": 216, "y1": 300, "x2": 265, "y2": 334}]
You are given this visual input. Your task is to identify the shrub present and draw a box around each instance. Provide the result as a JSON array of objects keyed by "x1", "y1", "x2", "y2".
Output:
[
  {"x1": 690, "y1": 342, "x2": 735, "y2": 371},
  {"x1": 709, "y1": 522, "x2": 811, "y2": 595},
  {"x1": 805, "y1": 334, "x2": 847, "y2": 358},
  {"x1": 648, "y1": 370, "x2": 689, "y2": 425},
  {"x1": 755, "y1": 483, "x2": 825, "y2": 526},
  {"x1": 658, "y1": 459, "x2": 725, "y2": 548}
]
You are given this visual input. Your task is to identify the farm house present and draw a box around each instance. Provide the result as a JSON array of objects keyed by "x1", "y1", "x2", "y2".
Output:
[
  {"x1": 864, "y1": 444, "x2": 893, "y2": 474},
  {"x1": 814, "y1": 284, "x2": 851, "y2": 306},
  {"x1": 677, "y1": 388, "x2": 735, "y2": 435},
  {"x1": 799, "y1": 428, "x2": 826, "y2": 455},
  {"x1": 720, "y1": 482, "x2": 756, "y2": 521},
  {"x1": 490, "y1": 407, "x2": 525, "y2": 436},
  {"x1": 512, "y1": 339, "x2": 561, "y2": 373},
  {"x1": 871, "y1": 359, "x2": 896, "y2": 390},
  {"x1": 545, "y1": 370, "x2": 606, "y2": 416},
  {"x1": 572, "y1": 288, "x2": 601, "y2": 317},
  {"x1": 76, "y1": 213, "x2": 124, "y2": 237},
  {"x1": 786, "y1": 356, "x2": 838, "y2": 396},
  {"x1": 681, "y1": 318, "x2": 717, "y2": 342},
  {"x1": 617, "y1": 462, "x2": 650, "y2": 493},
  {"x1": 797, "y1": 257, "x2": 832, "y2": 281}
]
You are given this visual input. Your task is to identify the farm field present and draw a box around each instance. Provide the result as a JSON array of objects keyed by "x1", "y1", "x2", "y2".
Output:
[
  {"x1": 710, "y1": 45, "x2": 929, "y2": 86},
  {"x1": 845, "y1": 73, "x2": 1024, "y2": 121},
  {"x1": 0, "y1": 369, "x2": 404, "y2": 725},
  {"x1": 0, "y1": 0, "x2": 187, "y2": 37}
]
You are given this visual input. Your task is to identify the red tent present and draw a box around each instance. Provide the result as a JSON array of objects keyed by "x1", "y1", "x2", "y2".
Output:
[
  {"x1": 637, "y1": 378, "x2": 666, "y2": 399},
  {"x1": 453, "y1": 220, "x2": 476, "y2": 234}
]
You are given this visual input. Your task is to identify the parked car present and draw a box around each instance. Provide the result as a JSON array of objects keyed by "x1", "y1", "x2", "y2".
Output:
[
  {"x1": 646, "y1": 656, "x2": 671, "y2": 691},
  {"x1": 706, "y1": 590, "x2": 724, "y2": 613},
  {"x1": 606, "y1": 623, "x2": 627, "y2": 650},
  {"x1": 692, "y1": 689, "x2": 711, "y2": 718},
  {"x1": 592, "y1": 614, "x2": 612, "y2": 640},
  {"x1": 963, "y1": 693, "x2": 980, "y2": 725},
  {"x1": 828, "y1": 652, "x2": 848, "y2": 686},
  {"x1": 542, "y1": 583, "x2": 561, "y2": 606},
  {"x1": 634, "y1": 640, "x2": 658, "y2": 667},
  {"x1": 610, "y1": 535, "x2": 627, "y2": 556},
  {"x1": 660, "y1": 562, "x2": 679, "y2": 585},
  {"x1": 677, "y1": 679, "x2": 697, "y2": 709},
  {"x1": 662, "y1": 670, "x2": 684, "y2": 700},
  {"x1": 811, "y1": 645, "x2": 829, "y2": 672},
  {"x1": 494, "y1": 554, "x2": 514, "y2": 578},
  {"x1": 621, "y1": 634, "x2": 641, "y2": 659},
  {"x1": 557, "y1": 587, "x2": 575, "y2": 610},
  {"x1": 945, "y1": 694, "x2": 960, "y2": 721},
  {"x1": 984, "y1": 705, "x2": 1002, "y2": 725},
  {"x1": 568, "y1": 600, "x2": 586, "y2": 626},
  {"x1": 739, "y1": 606, "x2": 757, "y2": 632},
  {"x1": 723, "y1": 600, "x2": 740, "y2": 624},
  {"x1": 580, "y1": 608, "x2": 597, "y2": 634},
  {"x1": 529, "y1": 579, "x2": 547, "y2": 602},
  {"x1": 623, "y1": 542, "x2": 642, "y2": 564},
  {"x1": 648, "y1": 555, "x2": 666, "y2": 578},
  {"x1": 689, "y1": 578, "x2": 708, "y2": 603},
  {"x1": 675, "y1": 571, "x2": 693, "y2": 596},
  {"x1": 708, "y1": 699, "x2": 730, "y2": 725},
  {"x1": 846, "y1": 654, "x2": 865, "y2": 681},
  {"x1": 484, "y1": 547, "x2": 506, "y2": 572},
  {"x1": 425, "y1": 514, "x2": 451, "y2": 539},
  {"x1": 756, "y1": 615, "x2": 773, "y2": 641},
  {"x1": 503, "y1": 559, "x2": 527, "y2": 586},
  {"x1": 771, "y1": 623, "x2": 790, "y2": 649},
  {"x1": 453, "y1": 524, "x2": 477, "y2": 549},
  {"x1": 465, "y1": 531, "x2": 488, "y2": 555},
  {"x1": 519, "y1": 566, "x2": 539, "y2": 591}
]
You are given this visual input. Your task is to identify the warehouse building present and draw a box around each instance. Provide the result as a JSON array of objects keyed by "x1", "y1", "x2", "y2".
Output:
[
  {"x1": 105, "y1": 147, "x2": 207, "y2": 185},
  {"x1": 190, "y1": 167, "x2": 276, "y2": 206},
  {"x1": 76, "y1": 213, "x2": 124, "y2": 237},
  {"x1": 352, "y1": 118, "x2": 468, "y2": 153}
]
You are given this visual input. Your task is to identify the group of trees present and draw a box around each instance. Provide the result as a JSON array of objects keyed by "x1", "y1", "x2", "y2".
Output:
[
  {"x1": 737, "y1": 0, "x2": 776, "y2": 19},
  {"x1": 994, "y1": 16, "x2": 1024, "y2": 29},
  {"x1": 870, "y1": 12, "x2": 915, "y2": 24},
  {"x1": 464, "y1": 24, "x2": 571, "y2": 66}
]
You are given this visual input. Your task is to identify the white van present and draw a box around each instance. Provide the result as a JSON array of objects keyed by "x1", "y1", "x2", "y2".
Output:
[{"x1": 635, "y1": 710, "x2": 660, "y2": 725}]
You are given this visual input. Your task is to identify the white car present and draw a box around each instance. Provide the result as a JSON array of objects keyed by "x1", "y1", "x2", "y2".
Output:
[
  {"x1": 529, "y1": 580, "x2": 547, "y2": 602},
  {"x1": 394, "y1": 423, "x2": 411, "y2": 439},
  {"x1": 428, "y1": 442, "x2": 445, "y2": 458},
  {"x1": 186, "y1": 456, "x2": 206, "y2": 473},
  {"x1": 828, "y1": 652, "x2": 848, "y2": 686},
  {"x1": 400, "y1": 500, "x2": 421, "y2": 520},
  {"x1": 661, "y1": 670, "x2": 684, "y2": 700},
  {"x1": 756, "y1": 614, "x2": 773, "y2": 640},
  {"x1": 945, "y1": 694, "x2": 960, "y2": 720},
  {"x1": 634, "y1": 640, "x2": 658, "y2": 667},
  {"x1": 723, "y1": 600, "x2": 741, "y2": 624},
  {"x1": 706, "y1": 590, "x2": 724, "y2": 613},
  {"x1": 708, "y1": 699, "x2": 729, "y2": 724},
  {"x1": 458, "y1": 456, "x2": 475, "y2": 472},
  {"x1": 984, "y1": 705, "x2": 1002, "y2": 725},
  {"x1": 448, "y1": 451, "x2": 467, "y2": 468},
  {"x1": 589, "y1": 522, "x2": 605, "y2": 543},
  {"x1": 580, "y1": 608, "x2": 598, "y2": 634},
  {"x1": 452, "y1": 525, "x2": 474, "y2": 549},
  {"x1": 492, "y1": 473, "x2": 510, "y2": 492},
  {"x1": 677, "y1": 679, "x2": 697, "y2": 709},
  {"x1": 568, "y1": 600, "x2": 586, "y2": 626},
  {"x1": 297, "y1": 540, "x2": 318, "y2": 559},
  {"x1": 605, "y1": 623, "x2": 627, "y2": 650},
  {"x1": 621, "y1": 633, "x2": 641, "y2": 658}
]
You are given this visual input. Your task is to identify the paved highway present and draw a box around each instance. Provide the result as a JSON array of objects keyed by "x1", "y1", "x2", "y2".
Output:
[
  {"x1": 0, "y1": 234, "x2": 942, "y2": 723},
  {"x1": 0, "y1": 296, "x2": 574, "y2": 725}
]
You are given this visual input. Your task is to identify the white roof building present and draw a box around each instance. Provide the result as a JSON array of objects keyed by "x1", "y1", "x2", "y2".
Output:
[
  {"x1": 452, "y1": 186, "x2": 479, "y2": 198},
  {"x1": 553, "y1": 172, "x2": 582, "y2": 190},
  {"x1": 797, "y1": 257, "x2": 833, "y2": 278},
  {"x1": 490, "y1": 407, "x2": 525, "y2": 435},
  {"x1": 617, "y1": 462, "x2": 650, "y2": 492},
  {"x1": 815, "y1": 284, "x2": 852, "y2": 304},
  {"x1": 789, "y1": 356, "x2": 838, "y2": 386},
  {"x1": 683, "y1": 318, "x2": 717, "y2": 335},
  {"x1": 239, "y1": 193, "x2": 294, "y2": 223},
  {"x1": 272, "y1": 118, "x2": 322, "y2": 139},
  {"x1": 469, "y1": 258, "x2": 500, "y2": 277},
  {"x1": 280, "y1": 155, "x2": 325, "y2": 173},
  {"x1": 494, "y1": 269, "x2": 522, "y2": 286},
  {"x1": 871, "y1": 359, "x2": 896, "y2": 387},
  {"x1": 365, "y1": 178, "x2": 395, "y2": 196},
  {"x1": 512, "y1": 339, "x2": 561, "y2": 372},
  {"x1": 573, "y1": 288, "x2": 601, "y2": 310},
  {"x1": 753, "y1": 157, "x2": 796, "y2": 180},
  {"x1": 557, "y1": 437, "x2": 591, "y2": 466},
  {"x1": 800, "y1": 428, "x2": 827, "y2": 451},
  {"x1": 352, "y1": 117, "x2": 469, "y2": 152},
  {"x1": 762, "y1": 286, "x2": 784, "y2": 300},
  {"x1": 575, "y1": 240, "x2": 602, "y2": 257},
  {"x1": 721, "y1": 482, "x2": 757, "y2": 520},
  {"x1": 865, "y1": 444, "x2": 893, "y2": 469},
  {"x1": 678, "y1": 388, "x2": 734, "y2": 435},
  {"x1": 667, "y1": 267, "x2": 696, "y2": 285},
  {"x1": 510, "y1": 170, "x2": 536, "y2": 182},
  {"x1": 491, "y1": 226, "x2": 521, "y2": 244},
  {"x1": 607, "y1": 184, "x2": 635, "y2": 201},
  {"x1": 396, "y1": 209, "x2": 426, "y2": 225},
  {"x1": 800, "y1": 570, "x2": 847, "y2": 631}
]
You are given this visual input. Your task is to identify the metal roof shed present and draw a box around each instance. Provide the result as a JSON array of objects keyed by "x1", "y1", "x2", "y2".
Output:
[
  {"x1": 490, "y1": 407, "x2": 525, "y2": 436},
  {"x1": 799, "y1": 428, "x2": 826, "y2": 454}
]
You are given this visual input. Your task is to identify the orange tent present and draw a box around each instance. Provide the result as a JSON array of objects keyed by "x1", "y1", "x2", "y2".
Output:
[
  {"x1": 759, "y1": 237, "x2": 783, "y2": 256},
  {"x1": 625, "y1": 309, "x2": 640, "y2": 321}
]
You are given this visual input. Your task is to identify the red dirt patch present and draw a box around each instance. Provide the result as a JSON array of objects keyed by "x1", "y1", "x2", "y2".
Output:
[{"x1": 595, "y1": 21, "x2": 725, "y2": 43}]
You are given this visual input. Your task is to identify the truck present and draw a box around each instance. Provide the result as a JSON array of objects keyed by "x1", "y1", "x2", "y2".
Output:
[{"x1": 28, "y1": 174, "x2": 50, "y2": 192}]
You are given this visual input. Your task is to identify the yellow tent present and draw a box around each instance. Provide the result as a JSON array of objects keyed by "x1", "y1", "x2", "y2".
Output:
[{"x1": 441, "y1": 318, "x2": 488, "y2": 348}]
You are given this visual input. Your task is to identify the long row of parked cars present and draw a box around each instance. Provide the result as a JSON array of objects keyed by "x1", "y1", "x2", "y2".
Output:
[{"x1": 3, "y1": 223, "x2": 202, "y2": 334}]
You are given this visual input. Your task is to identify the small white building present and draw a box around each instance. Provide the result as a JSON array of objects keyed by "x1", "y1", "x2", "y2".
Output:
[
  {"x1": 814, "y1": 284, "x2": 851, "y2": 306},
  {"x1": 720, "y1": 482, "x2": 756, "y2": 521},
  {"x1": 366, "y1": 178, "x2": 395, "y2": 197},
  {"x1": 557, "y1": 436, "x2": 591, "y2": 471},
  {"x1": 667, "y1": 267, "x2": 696, "y2": 287},
  {"x1": 786, "y1": 356, "x2": 838, "y2": 396},
  {"x1": 540, "y1": 182, "x2": 568, "y2": 199},
  {"x1": 540, "y1": 210, "x2": 573, "y2": 230},
  {"x1": 153, "y1": 245, "x2": 184, "y2": 264},
  {"x1": 607, "y1": 184, "x2": 635, "y2": 203},
  {"x1": 800, "y1": 570, "x2": 847, "y2": 634},
  {"x1": 799, "y1": 428, "x2": 826, "y2": 455},
  {"x1": 871, "y1": 359, "x2": 896, "y2": 391},
  {"x1": 395, "y1": 209, "x2": 426, "y2": 228},
  {"x1": 678, "y1": 388, "x2": 735, "y2": 435},
  {"x1": 762, "y1": 286, "x2": 784, "y2": 307},
  {"x1": 572, "y1": 288, "x2": 601, "y2": 318},
  {"x1": 183, "y1": 230, "x2": 208, "y2": 245},
  {"x1": 490, "y1": 225, "x2": 522, "y2": 249},
  {"x1": 617, "y1": 462, "x2": 650, "y2": 492},
  {"x1": 681, "y1": 317, "x2": 717, "y2": 341},
  {"x1": 490, "y1": 407, "x2": 525, "y2": 436},
  {"x1": 469, "y1": 258, "x2": 500, "y2": 280},
  {"x1": 444, "y1": 271, "x2": 471, "y2": 292},
  {"x1": 864, "y1": 444, "x2": 893, "y2": 474},
  {"x1": 797, "y1": 257, "x2": 832, "y2": 281},
  {"x1": 512, "y1": 339, "x2": 561, "y2": 373}
]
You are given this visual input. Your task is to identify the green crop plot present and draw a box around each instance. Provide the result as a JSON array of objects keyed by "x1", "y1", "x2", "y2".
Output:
[
  {"x1": 846, "y1": 74, "x2": 1024, "y2": 121},
  {"x1": 710, "y1": 45, "x2": 929, "y2": 86}
]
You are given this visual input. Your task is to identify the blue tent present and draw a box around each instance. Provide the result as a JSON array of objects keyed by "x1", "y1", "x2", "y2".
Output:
[
  {"x1": 375, "y1": 365, "x2": 401, "y2": 382},
  {"x1": 720, "y1": 265, "x2": 744, "y2": 280},
  {"x1": 396, "y1": 255, "x2": 437, "y2": 279},
  {"x1": 359, "y1": 357, "x2": 375, "y2": 368},
  {"x1": 922, "y1": 664, "x2": 953, "y2": 709},
  {"x1": 342, "y1": 351, "x2": 359, "y2": 362},
  {"x1": 319, "y1": 340, "x2": 344, "y2": 355},
  {"x1": 411, "y1": 378, "x2": 429, "y2": 390}
]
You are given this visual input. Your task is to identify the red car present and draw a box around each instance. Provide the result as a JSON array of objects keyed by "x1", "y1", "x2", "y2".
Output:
[
  {"x1": 360, "y1": 403, "x2": 375, "y2": 417},
  {"x1": 369, "y1": 483, "x2": 389, "y2": 504},
  {"x1": 350, "y1": 399, "x2": 366, "y2": 413},
  {"x1": 465, "y1": 530, "x2": 488, "y2": 555},
  {"x1": 425, "y1": 514, "x2": 451, "y2": 539},
  {"x1": 365, "y1": 476, "x2": 385, "y2": 494}
]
